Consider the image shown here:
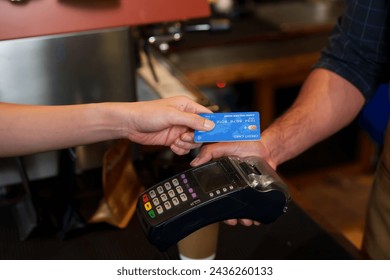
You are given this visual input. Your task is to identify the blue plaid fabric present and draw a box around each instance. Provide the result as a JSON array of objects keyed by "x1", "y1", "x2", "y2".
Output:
[{"x1": 314, "y1": 0, "x2": 390, "y2": 100}]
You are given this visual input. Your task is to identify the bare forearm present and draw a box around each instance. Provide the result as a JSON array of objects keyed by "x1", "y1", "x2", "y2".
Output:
[
  {"x1": 0, "y1": 103, "x2": 125, "y2": 157},
  {"x1": 261, "y1": 69, "x2": 365, "y2": 167},
  {"x1": 0, "y1": 96, "x2": 215, "y2": 158}
]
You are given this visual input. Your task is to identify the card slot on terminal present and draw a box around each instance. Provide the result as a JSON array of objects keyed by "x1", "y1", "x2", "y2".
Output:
[{"x1": 239, "y1": 162, "x2": 261, "y2": 176}]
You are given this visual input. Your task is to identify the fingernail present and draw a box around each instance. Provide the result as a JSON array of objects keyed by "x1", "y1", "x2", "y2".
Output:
[
  {"x1": 190, "y1": 158, "x2": 198, "y2": 166},
  {"x1": 181, "y1": 134, "x2": 192, "y2": 142},
  {"x1": 204, "y1": 119, "x2": 215, "y2": 129},
  {"x1": 175, "y1": 138, "x2": 183, "y2": 146}
]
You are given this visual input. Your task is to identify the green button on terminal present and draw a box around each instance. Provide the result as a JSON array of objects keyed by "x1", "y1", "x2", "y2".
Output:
[{"x1": 148, "y1": 210, "x2": 156, "y2": 219}]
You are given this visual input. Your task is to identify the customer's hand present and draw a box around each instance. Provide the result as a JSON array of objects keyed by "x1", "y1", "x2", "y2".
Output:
[
  {"x1": 125, "y1": 96, "x2": 215, "y2": 155},
  {"x1": 0, "y1": 96, "x2": 214, "y2": 157}
]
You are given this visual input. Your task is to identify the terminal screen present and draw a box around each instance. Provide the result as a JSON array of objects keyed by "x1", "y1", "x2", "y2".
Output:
[{"x1": 192, "y1": 162, "x2": 232, "y2": 193}]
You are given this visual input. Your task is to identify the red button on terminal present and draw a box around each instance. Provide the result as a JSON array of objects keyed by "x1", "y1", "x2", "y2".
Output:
[{"x1": 142, "y1": 194, "x2": 149, "y2": 203}]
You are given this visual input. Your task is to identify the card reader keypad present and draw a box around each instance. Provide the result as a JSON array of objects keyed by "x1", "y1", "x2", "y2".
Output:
[{"x1": 142, "y1": 173, "x2": 197, "y2": 219}]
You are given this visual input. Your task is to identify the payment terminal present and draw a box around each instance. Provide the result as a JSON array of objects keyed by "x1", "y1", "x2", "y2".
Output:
[{"x1": 136, "y1": 156, "x2": 290, "y2": 251}]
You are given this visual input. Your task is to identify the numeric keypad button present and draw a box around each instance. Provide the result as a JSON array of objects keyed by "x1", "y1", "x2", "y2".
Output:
[
  {"x1": 152, "y1": 197, "x2": 160, "y2": 206},
  {"x1": 168, "y1": 189, "x2": 175, "y2": 198},
  {"x1": 164, "y1": 201, "x2": 172, "y2": 210},
  {"x1": 157, "y1": 186, "x2": 164, "y2": 194},
  {"x1": 156, "y1": 205, "x2": 164, "y2": 214},
  {"x1": 172, "y1": 197, "x2": 180, "y2": 206},
  {"x1": 176, "y1": 186, "x2": 183, "y2": 194},
  {"x1": 172, "y1": 179, "x2": 179, "y2": 186},
  {"x1": 180, "y1": 193, "x2": 188, "y2": 202},
  {"x1": 149, "y1": 190, "x2": 156, "y2": 198},
  {"x1": 164, "y1": 182, "x2": 172, "y2": 190},
  {"x1": 161, "y1": 193, "x2": 168, "y2": 202}
]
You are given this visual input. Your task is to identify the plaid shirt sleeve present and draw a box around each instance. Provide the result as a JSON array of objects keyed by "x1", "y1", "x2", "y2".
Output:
[{"x1": 314, "y1": 0, "x2": 390, "y2": 100}]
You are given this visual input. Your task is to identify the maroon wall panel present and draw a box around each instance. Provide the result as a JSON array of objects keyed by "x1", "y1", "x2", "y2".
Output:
[{"x1": 0, "y1": 0, "x2": 210, "y2": 40}]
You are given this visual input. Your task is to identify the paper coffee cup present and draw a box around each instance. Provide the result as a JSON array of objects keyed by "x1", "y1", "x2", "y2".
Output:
[{"x1": 177, "y1": 223, "x2": 219, "y2": 260}]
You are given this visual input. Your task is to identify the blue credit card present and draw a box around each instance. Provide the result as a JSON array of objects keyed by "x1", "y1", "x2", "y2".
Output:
[{"x1": 195, "y1": 112, "x2": 261, "y2": 143}]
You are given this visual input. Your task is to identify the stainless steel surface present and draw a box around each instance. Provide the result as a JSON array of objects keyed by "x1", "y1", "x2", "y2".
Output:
[
  {"x1": 0, "y1": 27, "x2": 136, "y2": 105},
  {"x1": 0, "y1": 27, "x2": 137, "y2": 185}
]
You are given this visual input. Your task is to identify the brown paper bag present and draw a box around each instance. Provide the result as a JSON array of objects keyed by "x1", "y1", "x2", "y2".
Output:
[{"x1": 89, "y1": 140, "x2": 144, "y2": 228}]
